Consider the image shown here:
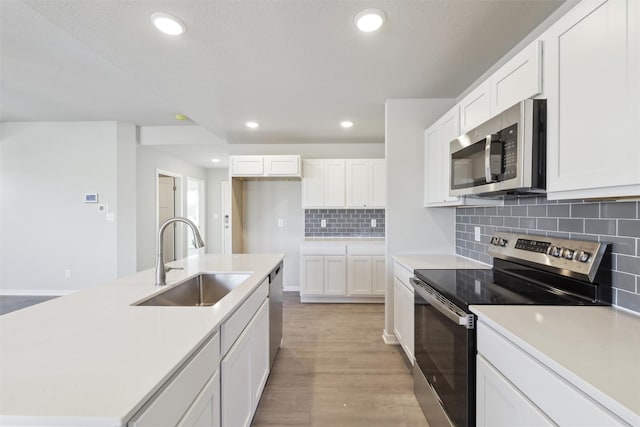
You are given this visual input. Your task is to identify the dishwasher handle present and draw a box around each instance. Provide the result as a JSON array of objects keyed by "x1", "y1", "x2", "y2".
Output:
[{"x1": 410, "y1": 277, "x2": 474, "y2": 329}]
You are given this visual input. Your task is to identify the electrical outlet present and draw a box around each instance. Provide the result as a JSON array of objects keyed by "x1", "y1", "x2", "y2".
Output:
[
  {"x1": 321, "y1": 219, "x2": 327, "y2": 228},
  {"x1": 371, "y1": 219, "x2": 377, "y2": 227},
  {"x1": 278, "y1": 218, "x2": 284, "y2": 227},
  {"x1": 474, "y1": 226, "x2": 481, "y2": 242},
  {"x1": 64, "y1": 269, "x2": 71, "y2": 279}
]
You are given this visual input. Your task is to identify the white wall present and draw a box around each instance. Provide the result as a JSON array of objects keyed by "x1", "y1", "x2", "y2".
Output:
[
  {"x1": 242, "y1": 179, "x2": 303, "y2": 289},
  {"x1": 0, "y1": 122, "x2": 130, "y2": 294},
  {"x1": 384, "y1": 99, "x2": 457, "y2": 338},
  {"x1": 135, "y1": 145, "x2": 208, "y2": 271},
  {"x1": 116, "y1": 123, "x2": 137, "y2": 276},
  {"x1": 206, "y1": 168, "x2": 228, "y2": 254}
]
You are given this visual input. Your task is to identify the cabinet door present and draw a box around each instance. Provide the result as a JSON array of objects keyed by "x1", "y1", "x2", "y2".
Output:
[
  {"x1": 301, "y1": 256, "x2": 324, "y2": 295},
  {"x1": 324, "y1": 256, "x2": 346, "y2": 295},
  {"x1": 264, "y1": 155, "x2": 300, "y2": 176},
  {"x1": 371, "y1": 256, "x2": 386, "y2": 295},
  {"x1": 221, "y1": 327, "x2": 252, "y2": 427},
  {"x1": 177, "y1": 371, "x2": 220, "y2": 427},
  {"x1": 459, "y1": 80, "x2": 491, "y2": 133},
  {"x1": 477, "y1": 356, "x2": 553, "y2": 427},
  {"x1": 424, "y1": 125, "x2": 442, "y2": 206},
  {"x1": 302, "y1": 160, "x2": 324, "y2": 207},
  {"x1": 324, "y1": 160, "x2": 346, "y2": 207},
  {"x1": 369, "y1": 160, "x2": 386, "y2": 208},
  {"x1": 546, "y1": 0, "x2": 640, "y2": 196},
  {"x1": 250, "y1": 300, "x2": 270, "y2": 413},
  {"x1": 230, "y1": 156, "x2": 264, "y2": 176},
  {"x1": 347, "y1": 256, "x2": 373, "y2": 295},
  {"x1": 393, "y1": 279, "x2": 404, "y2": 344},
  {"x1": 346, "y1": 160, "x2": 370, "y2": 207},
  {"x1": 438, "y1": 107, "x2": 463, "y2": 204},
  {"x1": 398, "y1": 281, "x2": 414, "y2": 363},
  {"x1": 490, "y1": 40, "x2": 542, "y2": 114}
]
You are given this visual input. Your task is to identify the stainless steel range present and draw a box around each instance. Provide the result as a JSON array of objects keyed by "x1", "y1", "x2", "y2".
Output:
[{"x1": 411, "y1": 232, "x2": 612, "y2": 427}]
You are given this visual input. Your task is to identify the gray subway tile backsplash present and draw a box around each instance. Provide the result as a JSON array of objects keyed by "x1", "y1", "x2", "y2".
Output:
[
  {"x1": 304, "y1": 209, "x2": 385, "y2": 237},
  {"x1": 455, "y1": 197, "x2": 640, "y2": 314}
]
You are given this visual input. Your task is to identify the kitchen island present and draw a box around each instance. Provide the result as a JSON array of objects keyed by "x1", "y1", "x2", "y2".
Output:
[{"x1": 0, "y1": 253, "x2": 284, "y2": 426}]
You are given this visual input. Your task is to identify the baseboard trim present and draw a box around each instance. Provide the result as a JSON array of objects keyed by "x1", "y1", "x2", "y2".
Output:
[
  {"x1": 0, "y1": 289, "x2": 77, "y2": 296},
  {"x1": 382, "y1": 329, "x2": 400, "y2": 345},
  {"x1": 283, "y1": 286, "x2": 300, "y2": 292},
  {"x1": 300, "y1": 295, "x2": 384, "y2": 304}
]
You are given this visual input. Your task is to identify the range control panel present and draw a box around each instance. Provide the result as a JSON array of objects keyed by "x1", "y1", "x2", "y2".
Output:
[{"x1": 488, "y1": 232, "x2": 607, "y2": 282}]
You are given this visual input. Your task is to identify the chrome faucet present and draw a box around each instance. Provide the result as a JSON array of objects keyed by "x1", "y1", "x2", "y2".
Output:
[{"x1": 155, "y1": 217, "x2": 205, "y2": 286}]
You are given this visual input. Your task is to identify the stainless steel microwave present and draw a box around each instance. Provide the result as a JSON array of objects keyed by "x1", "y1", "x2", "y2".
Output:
[{"x1": 449, "y1": 99, "x2": 546, "y2": 197}]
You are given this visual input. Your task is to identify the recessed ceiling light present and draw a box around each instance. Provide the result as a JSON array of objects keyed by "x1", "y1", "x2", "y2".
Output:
[
  {"x1": 150, "y1": 12, "x2": 186, "y2": 35},
  {"x1": 340, "y1": 120, "x2": 354, "y2": 129},
  {"x1": 211, "y1": 158, "x2": 221, "y2": 163},
  {"x1": 354, "y1": 9, "x2": 386, "y2": 32},
  {"x1": 245, "y1": 121, "x2": 260, "y2": 129}
]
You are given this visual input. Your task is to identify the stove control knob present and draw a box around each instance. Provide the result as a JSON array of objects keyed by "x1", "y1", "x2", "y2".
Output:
[
  {"x1": 491, "y1": 237, "x2": 499, "y2": 245},
  {"x1": 549, "y1": 246, "x2": 561, "y2": 257},
  {"x1": 563, "y1": 249, "x2": 575, "y2": 260},
  {"x1": 499, "y1": 238, "x2": 508, "y2": 247},
  {"x1": 577, "y1": 250, "x2": 591, "y2": 263}
]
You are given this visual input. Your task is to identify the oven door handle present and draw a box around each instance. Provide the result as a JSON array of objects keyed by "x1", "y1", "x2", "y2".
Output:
[{"x1": 410, "y1": 277, "x2": 473, "y2": 328}]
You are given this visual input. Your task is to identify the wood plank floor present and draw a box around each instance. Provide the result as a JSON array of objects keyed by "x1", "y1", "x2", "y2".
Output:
[{"x1": 252, "y1": 292, "x2": 429, "y2": 427}]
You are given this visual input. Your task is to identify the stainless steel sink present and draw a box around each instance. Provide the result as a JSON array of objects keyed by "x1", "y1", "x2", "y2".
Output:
[{"x1": 134, "y1": 273, "x2": 251, "y2": 307}]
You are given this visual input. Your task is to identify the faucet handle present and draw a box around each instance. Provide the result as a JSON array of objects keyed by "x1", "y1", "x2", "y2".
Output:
[{"x1": 165, "y1": 266, "x2": 184, "y2": 273}]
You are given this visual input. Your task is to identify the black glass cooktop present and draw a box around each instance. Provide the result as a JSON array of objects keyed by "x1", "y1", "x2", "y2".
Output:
[{"x1": 413, "y1": 265, "x2": 606, "y2": 311}]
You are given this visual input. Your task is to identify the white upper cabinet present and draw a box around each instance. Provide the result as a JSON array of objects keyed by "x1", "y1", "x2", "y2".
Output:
[
  {"x1": 459, "y1": 80, "x2": 491, "y2": 134},
  {"x1": 490, "y1": 40, "x2": 543, "y2": 114},
  {"x1": 424, "y1": 106, "x2": 463, "y2": 206},
  {"x1": 544, "y1": 0, "x2": 640, "y2": 199},
  {"x1": 346, "y1": 159, "x2": 386, "y2": 208},
  {"x1": 301, "y1": 159, "x2": 346, "y2": 208},
  {"x1": 230, "y1": 155, "x2": 301, "y2": 178}
]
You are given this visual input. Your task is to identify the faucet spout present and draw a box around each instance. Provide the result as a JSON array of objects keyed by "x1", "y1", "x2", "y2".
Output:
[{"x1": 155, "y1": 217, "x2": 205, "y2": 286}]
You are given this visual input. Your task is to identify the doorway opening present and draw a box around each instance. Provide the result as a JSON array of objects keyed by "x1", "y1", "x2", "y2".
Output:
[
  {"x1": 156, "y1": 170, "x2": 183, "y2": 261},
  {"x1": 186, "y1": 177, "x2": 206, "y2": 256}
]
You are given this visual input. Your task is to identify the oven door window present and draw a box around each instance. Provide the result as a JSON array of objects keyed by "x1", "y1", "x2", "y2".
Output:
[{"x1": 415, "y1": 291, "x2": 474, "y2": 427}]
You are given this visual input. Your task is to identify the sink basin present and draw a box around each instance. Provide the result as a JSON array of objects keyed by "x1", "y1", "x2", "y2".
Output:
[{"x1": 134, "y1": 273, "x2": 251, "y2": 307}]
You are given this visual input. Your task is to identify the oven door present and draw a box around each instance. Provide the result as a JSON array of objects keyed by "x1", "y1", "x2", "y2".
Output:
[{"x1": 412, "y1": 278, "x2": 475, "y2": 427}]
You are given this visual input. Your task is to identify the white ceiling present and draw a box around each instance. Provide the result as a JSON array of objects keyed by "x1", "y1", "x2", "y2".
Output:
[{"x1": 1, "y1": 0, "x2": 564, "y2": 162}]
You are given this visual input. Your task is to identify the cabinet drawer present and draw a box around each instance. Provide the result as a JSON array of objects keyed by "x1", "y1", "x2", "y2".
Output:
[
  {"x1": 129, "y1": 332, "x2": 220, "y2": 427},
  {"x1": 477, "y1": 322, "x2": 626, "y2": 426},
  {"x1": 300, "y1": 243, "x2": 346, "y2": 256},
  {"x1": 393, "y1": 260, "x2": 413, "y2": 288},
  {"x1": 221, "y1": 278, "x2": 269, "y2": 356},
  {"x1": 347, "y1": 243, "x2": 384, "y2": 256}
]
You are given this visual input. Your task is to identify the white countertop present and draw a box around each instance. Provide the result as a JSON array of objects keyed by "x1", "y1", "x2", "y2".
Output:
[
  {"x1": 392, "y1": 254, "x2": 491, "y2": 271},
  {"x1": 470, "y1": 305, "x2": 640, "y2": 426},
  {"x1": 0, "y1": 253, "x2": 284, "y2": 426},
  {"x1": 303, "y1": 237, "x2": 385, "y2": 243}
]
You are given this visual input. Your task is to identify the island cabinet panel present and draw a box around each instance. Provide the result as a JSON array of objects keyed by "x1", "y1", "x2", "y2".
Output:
[
  {"x1": 177, "y1": 371, "x2": 220, "y2": 427},
  {"x1": 221, "y1": 325, "x2": 253, "y2": 427},
  {"x1": 476, "y1": 356, "x2": 552, "y2": 427},
  {"x1": 393, "y1": 261, "x2": 414, "y2": 364},
  {"x1": 250, "y1": 300, "x2": 270, "y2": 413},
  {"x1": 128, "y1": 332, "x2": 220, "y2": 427},
  {"x1": 545, "y1": 0, "x2": 640, "y2": 199},
  {"x1": 372, "y1": 256, "x2": 386, "y2": 295}
]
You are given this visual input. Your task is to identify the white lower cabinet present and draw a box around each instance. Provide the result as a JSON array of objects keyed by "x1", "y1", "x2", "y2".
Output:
[
  {"x1": 476, "y1": 356, "x2": 552, "y2": 427},
  {"x1": 393, "y1": 277, "x2": 414, "y2": 363},
  {"x1": 477, "y1": 321, "x2": 626, "y2": 426},
  {"x1": 221, "y1": 299, "x2": 270, "y2": 427},
  {"x1": 300, "y1": 243, "x2": 384, "y2": 301},
  {"x1": 129, "y1": 333, "x2": 221, "y2": 427},
  {"x1": 347, "y1": 256, "x2": 373, "y2": 295}
]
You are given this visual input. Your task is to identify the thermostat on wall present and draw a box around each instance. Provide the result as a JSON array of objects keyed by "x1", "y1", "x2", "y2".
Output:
[{"x1": 84, "y1": 193, "x2": 99, "y2": 203}]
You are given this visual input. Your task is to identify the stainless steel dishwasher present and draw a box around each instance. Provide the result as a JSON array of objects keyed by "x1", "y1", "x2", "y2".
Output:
[{"x1": 268, "y1": 261, "x2": 283, "y2": 367}]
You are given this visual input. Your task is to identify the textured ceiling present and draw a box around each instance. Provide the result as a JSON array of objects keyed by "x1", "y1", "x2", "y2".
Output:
[{"x1": 1, "y1": 0, "x2": 564, "y2": 146}]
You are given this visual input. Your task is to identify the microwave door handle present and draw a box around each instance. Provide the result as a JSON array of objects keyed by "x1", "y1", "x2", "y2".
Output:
[{"x1": 484, "y1": 134, "x2": 493, "y2": 183}]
